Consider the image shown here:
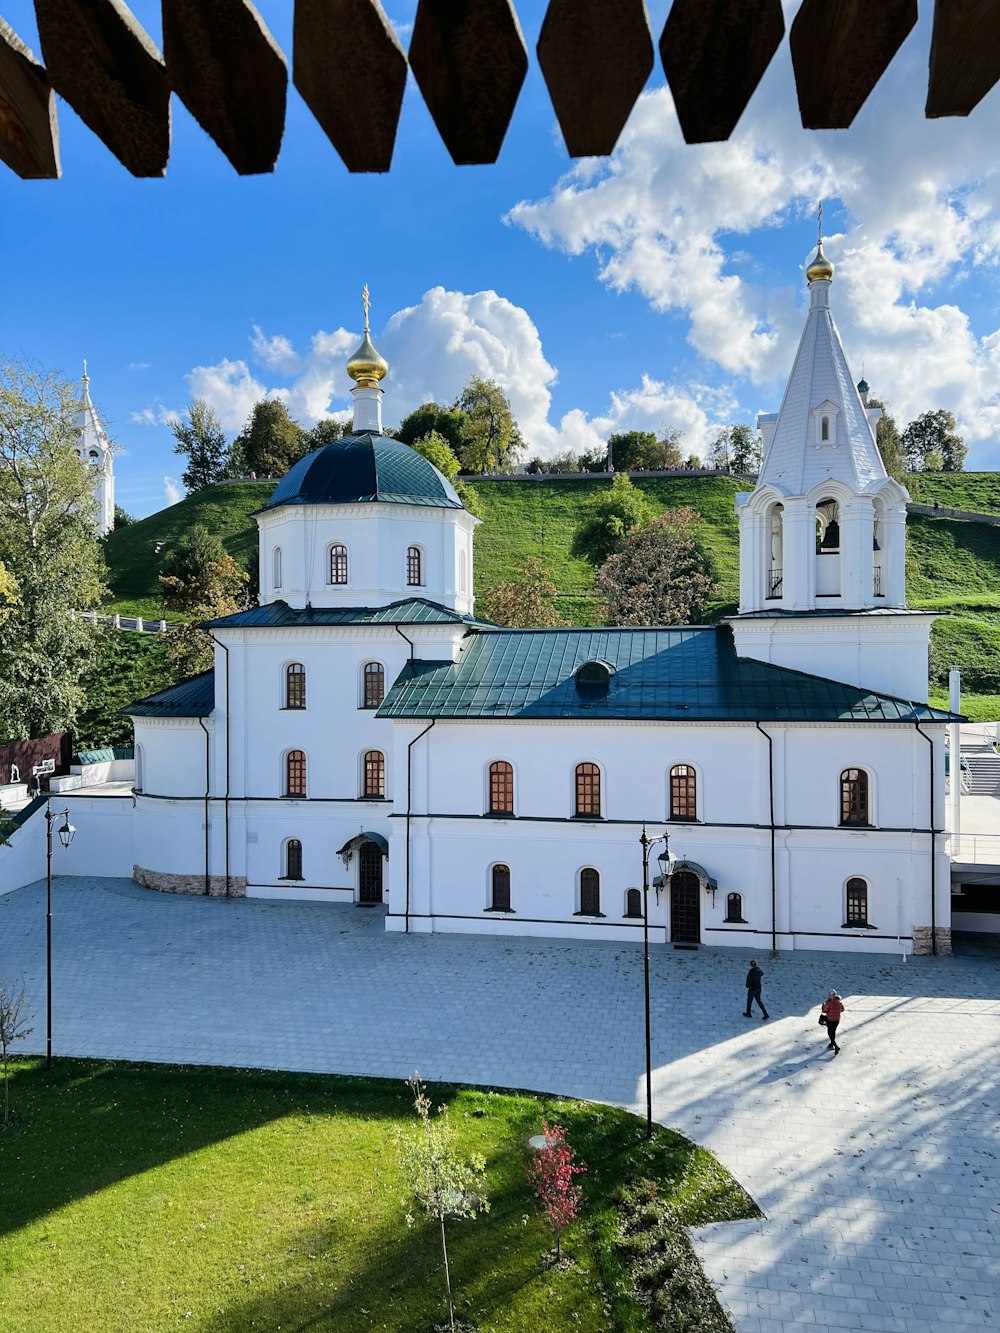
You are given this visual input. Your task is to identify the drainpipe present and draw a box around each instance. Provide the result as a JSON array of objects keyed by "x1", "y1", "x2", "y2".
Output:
[
  {"x1": 915, "y1": 722, "x2": 937, "y2": 956},
  {"x1": 394, "y1": 624, "x2": 415, "y2": 662},
  {"x1": 405, "y1": 720, "x2": 435, "y2": 934},
  {"x1": 755, "y1": 722, "x2": 777, "y2": 953},
  {"x1": 197, "y1": 716, "x2": 211, "y2": 896},
  {"x1": 207, "y1": 632, "x2": 231, "y2": 897}
]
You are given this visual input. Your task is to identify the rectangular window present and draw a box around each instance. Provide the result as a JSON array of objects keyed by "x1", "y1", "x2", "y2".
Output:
[
  {"x1": 364, "y1": 751, "x2": 385, "y2": 799},
  {"x1": 670, "y1": 765, "x2": 697, "y2": 820},
  {"x1": 363, "y1": 664, "x2": 385, "y2": 709},
  {"x1": 488, "y1": 762, "x2": 514, "y2": 815},
  {"x1": 575, "y1": 764, "x2": 601, "y2": 818}
]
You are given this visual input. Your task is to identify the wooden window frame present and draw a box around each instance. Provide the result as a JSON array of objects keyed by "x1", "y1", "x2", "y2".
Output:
[
  {"x1": 669, "y1": 764, "x2": 697, "y2": 821},
  {"x1": 724, "y1": 892, "x2": 745, "y2": 923},
  {"x1": 363, "y1": 662, "x2": 385, "y2": 710},
  {"x1": 624, "y1": 887, "x2": 642, "y2": 918},
  {"x1": 285, "y1": 750, "x2": 306, "y2": 798},
  {"x1": 574, "y1": 762, "x2": 601, "y2": 818},
  {"x1": 840, "y1": 768, "x2": 870, "y2": 826},
  {"x1": 363, "y1": 750, "x2": 385, "y2": 799},
  {"x1": 285, "y1": 663, "x2": 306, "y2": 710},
  {"x1": 285, "y1": 839, "x2": 303, "y2": 881},
  {"x1": 407, "y1": 545, "x2": 423, "y2": 587},
  {"x1": 845, "y1": 877, "x2": 870, "y2": 927},
  {"x1": 490, "y1": 863, "x2": 511, "y2": 912},
  {"x1": 329, "y1": 543, "x2": 348, "y2": 586},
  {"x1": 579, "y1": 867, "x2": 601, "y2": 916},
  {"x1": 487, "y1": 761, "x2": 514, "y2": 815}
]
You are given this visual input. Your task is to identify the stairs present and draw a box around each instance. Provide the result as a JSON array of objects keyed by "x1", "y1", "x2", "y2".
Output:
[{"x1": 963, "y1": 748, "x2": 1000, "y2": 796}]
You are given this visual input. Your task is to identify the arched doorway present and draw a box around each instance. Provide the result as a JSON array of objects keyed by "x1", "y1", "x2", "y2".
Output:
[
  {"x1": 358, "y1": 842, "x2": 383, "y2": 904},
  {"x1": 670, "y1": 870, "x2": 700, "y2": 944}
]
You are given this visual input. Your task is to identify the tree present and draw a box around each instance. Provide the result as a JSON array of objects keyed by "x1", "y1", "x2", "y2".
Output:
[
  {"x1": 113, "y1": 504, "x2": 135, "y2": 529},
  {"x1": 524, "y1": 1122, "x2": 586, "y2": 1263},
  {"x1": 399, "y1": 1074, "x2": 489, "y2": 1333},
  {"x1": 159, "y1": 525, "x2": 249, "y2": 675},
  {"x1": 230, "y1": 400, "x2": 308, "y2": 479},
  {"x1": 596, "y1": 508, "x2": 718, "y2": 626},
  {"x1": 457, "y1": 377, "x2": 523, "y2": 474},
  {"x1": 170, "y1": 399, "x2": 229, "y2": 493},
  {"x1": 412, "y1": 430, "x2": 461, "y2": 481},
  {"x1": 570, "y1": 473, "x2": 655, "y2": 567},
  {"x1": 866, "y1": 399, "x2": 906, "y2": 482},
  {"x1": 710, "y1": 424, "x2": 762, "y2": 475},
  {"x1": 606, "y1": 430, "x2": 683, "y2": 471},
  {"x1": 0, "y1": 359, "x2": 108, "y2": 742},
  {"x1": 478, "y1": 558, "x2": 567, "y2": 628},
  {"x1": 0, "y1": 559, "x2": 18, "y2": 626},
  {"x1": 0, "y1": 979, "x2": 33, "y2": 1129},
  {"x1": 306, "y1": 417, "x2": 351, "y2": 448},
  {"x1": 396, "y1": 401, "x2": 467, "y2": 458},
  {"x1": 902, "y1": 409, "x2": 967, "y2": 473},
  {"x1": 580, "y1": 445, "x2": 610, "y2": 473},
  {"x1": 76, "y1": 630, "x2": 175, "y2": 749}
]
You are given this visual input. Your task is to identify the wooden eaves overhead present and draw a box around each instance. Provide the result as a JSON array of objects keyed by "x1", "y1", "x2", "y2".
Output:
[{"x1": 0, "y1": 0, "x2": 996, "y2": 180}]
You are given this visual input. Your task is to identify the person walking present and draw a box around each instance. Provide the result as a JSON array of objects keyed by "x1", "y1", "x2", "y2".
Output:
[
  {"x1": 821, "y1": 990, "x2": 844, "y2": 1053},
  {"x1": 743, "y1": 959, "x2": 769, "y2": 1020}
]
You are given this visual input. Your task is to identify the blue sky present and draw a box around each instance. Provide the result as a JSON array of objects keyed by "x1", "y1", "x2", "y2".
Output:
[{"x1": 3, "y1": 0, "x2": 1000, "y2": 516}]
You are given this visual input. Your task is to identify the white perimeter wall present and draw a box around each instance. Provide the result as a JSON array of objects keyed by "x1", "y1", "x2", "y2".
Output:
[{"x1": 1, "y1": 796, "x2": 135, "y2": 894}]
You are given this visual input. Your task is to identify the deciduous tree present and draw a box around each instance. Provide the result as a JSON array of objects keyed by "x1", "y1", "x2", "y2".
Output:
[
  {"x1": 607, "y1": 430, "x2": 683, "y2": 471},
  {"x1": 399, "y1": 1074, "x2": 489, "y2": 1333},
  {"x1": 479, "y1": 557, "x2": 567, "y2": 628},
  {"x1": 866, "y1": 399, "x2": 906, "y2": 482},
  {"x1": 570, "y1": 473, "x2": 655, "y2": 567},
  {"x1": 306, "y1": 417, "x2": 352, "y2": 448},
  {"x1": 0, "y1": 359, "x2": 108, "y2": 742},
  {"x1": 524, "y1": 1122, "x2": 586, "y2": 1263},
  {"x1": 396, "y1": 402, "x2": 467, "y2": 458},
  {"x1": 902, "y1": 409, "x2": 967, "y2": 473},
  {"x1": 0, "y1": 979, "x2": 33, "y2": 1129},
  {"x1": 412, "y1": 430, "x2": 461, "y2": 481},
  {"x1": 159, "y1": 525, "x2": 249, "y2": 674},
  {"x1": 457, "y1": 377, "x2": 523, "y2": 474},
  {"x1": 710, "y1": 424, "x2": 762, "y2": 475},
  {"x1": 597, "y1": 508, "x2": 718, "y2": 626},
  {"x1": 230, "y1": 400, "x2": 308, "y2": 479},
  {"x1": 170, "y1": 399, "x2": 229, "y2": 492}
]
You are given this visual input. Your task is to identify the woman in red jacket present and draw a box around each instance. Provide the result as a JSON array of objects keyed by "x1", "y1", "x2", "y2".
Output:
[{"x1": 822, "y1": 990, "x2": 844, "y2": 1054}]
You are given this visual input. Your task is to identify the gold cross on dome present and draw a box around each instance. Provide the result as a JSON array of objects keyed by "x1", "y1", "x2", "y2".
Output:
[
  {"x1": 817, "y1": 201, "x2": 823, "y2": 245},
  {"x1": 362, "y1": 283, "x2": 371, "y2": 333}
]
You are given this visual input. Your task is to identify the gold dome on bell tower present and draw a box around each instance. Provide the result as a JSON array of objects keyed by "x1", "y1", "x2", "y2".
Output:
[
  {"x1": 806, "y1": 202, "x2": 834, "y2": 283},
  {"x1": 346, "y1": 283, "x2": 389, "y2": 387}
]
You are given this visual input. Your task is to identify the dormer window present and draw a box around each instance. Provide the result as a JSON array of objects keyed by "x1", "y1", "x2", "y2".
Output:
[
  {"x1": 575, "y1": 660, "x2": 614, "y2": 700},
  {"x1": 811, "y1": 400, "x2": 839, "y2": 449}
]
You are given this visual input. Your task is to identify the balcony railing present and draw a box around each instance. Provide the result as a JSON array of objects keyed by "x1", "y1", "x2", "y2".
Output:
[
  {"x1": 873, "y1": 568, "x2": 884, "y2": 597},
  {"x1": 766, "y1": 568, "x2": 783, "y2": 598}
]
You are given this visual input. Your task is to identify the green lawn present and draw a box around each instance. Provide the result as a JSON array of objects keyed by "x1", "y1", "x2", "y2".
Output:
[{"x1": 0, "y1": 1061, "x2": 753, "y2": 1333}]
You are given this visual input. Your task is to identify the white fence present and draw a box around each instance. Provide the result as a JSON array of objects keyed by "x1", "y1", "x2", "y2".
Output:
[{"x1": 71, "y1": 610, "x2": 181, "y2": 634}]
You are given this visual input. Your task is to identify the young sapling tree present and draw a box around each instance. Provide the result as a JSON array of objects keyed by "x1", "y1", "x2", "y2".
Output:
[
  {"x1": 0, "y1": 979, "x2": 33, "y2": 1128},
  {"x1": 525, "y1": 1120, "x2": 586, "y2": 1263}
]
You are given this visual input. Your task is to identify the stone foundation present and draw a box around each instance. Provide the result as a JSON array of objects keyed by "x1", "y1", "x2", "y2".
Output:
[
  {"x1": 133, "y1": 865, "x2": 247, "y2": 898},
  {"x1": 912, "y1": 925, "x2": 952, "y2": 957}
]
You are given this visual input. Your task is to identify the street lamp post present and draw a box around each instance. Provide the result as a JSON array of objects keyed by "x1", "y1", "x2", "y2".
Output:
[
  {"x1": 639, "y1": 825, "x2": 675, "y2": 1140},
  {"x1": 45, "y1": 800, "x2": 76, "y2": 1069}
]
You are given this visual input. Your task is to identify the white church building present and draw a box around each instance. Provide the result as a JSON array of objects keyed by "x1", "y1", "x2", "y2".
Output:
[{"x1": 123, "y1": 249, "x2": 958, "y2": 956}]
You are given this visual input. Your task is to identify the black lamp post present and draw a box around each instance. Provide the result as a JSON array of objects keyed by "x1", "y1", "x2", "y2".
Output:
[
  {"x1": 45, "y1": 800, "x2": 76, "y2": 1069},
  {"x1": 639, "y1": 825, "x2": 675, "y2": 1140}
]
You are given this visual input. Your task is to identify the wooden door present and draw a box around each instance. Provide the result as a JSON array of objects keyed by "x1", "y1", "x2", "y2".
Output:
[
  {"x1": 358, "y1": 842, "x2": 383, "y2": 904},
  {"x1": 670, "y1": 871, "x2": 700, "y2": 944}
]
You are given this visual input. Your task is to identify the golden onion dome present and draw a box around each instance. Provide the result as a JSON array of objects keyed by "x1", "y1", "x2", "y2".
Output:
[
  {"x1": 346, "y1": 330, "x2": 389, "y2": 386},
  {"x1": 806, "y1": 240, "x2": 834, "y2": 283}
]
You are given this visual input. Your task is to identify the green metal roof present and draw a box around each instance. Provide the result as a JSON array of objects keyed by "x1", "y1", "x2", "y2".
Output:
[
  {"x1": 202, "y1": 597, "x2": 485, "y2": 630},
  {"x1": 378, "y1": 626, "x2": 963, "y2": 723},
  {"x1": 125, "y1": 671, "x2": 215, "y2": 718},
  {"x1": 259, "y1": 432, "x2": 464, "y2": 512}
]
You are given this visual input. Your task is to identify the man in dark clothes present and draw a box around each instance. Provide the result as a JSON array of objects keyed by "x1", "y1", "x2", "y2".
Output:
[{"x1": 744, "y1": 959, "x2": 769, "y2": 1020}]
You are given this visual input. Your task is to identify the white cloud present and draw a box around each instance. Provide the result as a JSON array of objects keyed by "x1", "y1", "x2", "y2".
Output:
[
  {"x1": 131, "y1": 402, "x2": 180, "y2": 427},
  {"x1": 250, "y1": 326, "x2": 303, "y2": 375},
  {"x1": 128, "y1": 361, "x2": 151, "y2": 372},
  {"x1": 163, "y1": 476, "x2": 182, "y2": 506},
  {"x1": 185, "y1": 358, "x2": 267, "y2": 432},
  {"x1": 505, "y1": 12, "x2": 1000, "y2": 456}
]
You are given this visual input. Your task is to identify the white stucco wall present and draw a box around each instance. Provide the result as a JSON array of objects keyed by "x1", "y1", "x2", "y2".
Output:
[{"x1": 1, "y1": 795, "x2": 134, "y2": 895}]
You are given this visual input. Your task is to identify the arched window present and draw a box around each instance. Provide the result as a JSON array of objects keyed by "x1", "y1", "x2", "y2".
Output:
[
  {"x1": 580, "y1": 867, "x2": 601, "y2": 916},
  {"x1": 362, "y1": 662, "x2": 385, "y2": 709},
  {"x1": 725, "y1": 892, "x2": 744, "y2": 922},
  {"x1": 845, "y1": 877, "x2": 869, "y2": 927},
  {"x1": 285, "y1": 663, "x2": 306, "y2": 710},
  {"x1": 285, "y1": 839, "x2": 303, "y2": 880},
  {"x1": 363, "y1": 750, "x2": 385, "y2": 798},
  {"x1": 574, "y1": 763, "x2": 601, "y2": 818},
  {"x1": 487, "y1": 761, "x2": 514, "y2": 815},
  {"x1": 624, "y1": 887, "x2": 642, "y2": 918},
  {"x1": 816, "y1": 498, "x2": 840, "y2": 553},
  {"x1": 329, "y1": 543, "x2": 348, "y2": 585},
  {"x1": 285, "y1": 750, "x2": 306, "y2": 797},
  {"x1": 821, "y1": 415, "x2": 830, "y2": 441},
  {"x1": 89, "y1": 450, "x2": 100, "y2": 464},
  {"x1": 273, "y1": 546, "x2": 283, "y2": 589},
  {"x1": 840, "y1": 768, "x2": 870, "y2": 826},
  {"x1": 407, "y1": 545, "x2": 423, "y2": 586},
  {"x1": 490, "y1": 864, "x2": 511, "y2": 911},
  {"x1": 669, "y1": 764, "x2": 697, "y2": 820}
]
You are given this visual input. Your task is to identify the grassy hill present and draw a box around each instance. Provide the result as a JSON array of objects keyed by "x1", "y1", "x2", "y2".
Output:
[{"x1": 103, "y1": 472, "x2": 1000, "y2": 719}]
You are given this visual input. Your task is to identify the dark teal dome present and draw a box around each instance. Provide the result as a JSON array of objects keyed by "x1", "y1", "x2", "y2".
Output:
[{"x1": 261, "y1": 432, "x2": 464, "y2": 512}]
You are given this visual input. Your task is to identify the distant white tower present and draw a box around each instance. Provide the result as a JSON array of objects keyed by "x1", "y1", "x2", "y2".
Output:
[{"x1": 76, "y1": 362, "x2": 114, "y2": 537}]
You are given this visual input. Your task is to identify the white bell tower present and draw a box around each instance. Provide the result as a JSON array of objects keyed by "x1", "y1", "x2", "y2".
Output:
[
  {"x1": 77, "y1": 363, "x2": 115, "y2": 537},
  {"x1": 730, "y1": 227, "x2": 934, "y2": 702}
]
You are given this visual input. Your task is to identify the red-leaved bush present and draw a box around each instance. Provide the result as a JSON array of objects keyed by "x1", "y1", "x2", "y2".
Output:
[{"x1": 524, "y1": 1121, "x2": 586, "y2": 1260}]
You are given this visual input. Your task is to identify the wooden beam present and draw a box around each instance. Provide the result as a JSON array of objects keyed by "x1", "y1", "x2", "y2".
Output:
[
  {"x1": 34, "y1": 0, "x2": 169, "y2": 177},
  {"x1": 294, "y1": 0, "x2": 407, "y2": 173},
  {"x1": 0, "y1": 20, "x2": 60, "y2": 178},
  {"x1": 537, "y1": 0, "x2": 653, "y2": 157},
  {"x1": 409, "y1": 0, "x2": 528, "y2": 165},
  {"x1": 659, "y1": 0, "x2": 784, "y2": 144},
  {"x1": 927, "y1": 0, "x2": 1000, "y2": 117},
  {"x1": 162, "y1": 0, "x2": 286, "y2": 175},
  {"x1": 791, "y1": 0, "x2": 916, "y2": 129}
]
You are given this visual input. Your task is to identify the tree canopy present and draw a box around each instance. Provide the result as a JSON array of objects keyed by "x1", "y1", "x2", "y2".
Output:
[
  {"x1": 230, "y1": 400, "x2": 308, "y2": 479},
  {"x1": 457, "y1": 377, "x2": 523, "y2": 474},
  {"x1": 171, "y1": 398, "x2": 229, "y2": 492},
  {"x1": 411, "y1": 430, "x2": 461, "y2": 481},
  {"x1": 396, "y1": 402, "x2": 466, "y2": 457},
  {"x1": 708, "y1": 424, "x2": 762, "y2": 475},
  {"x1": 606, "y1": 430, "x2": 683, "y2": 471},
  {"x1": 159, "y1": 524, "x2": 249, "y2": 674},
  {"x1": 596, "y1": 508, "x2": 718, "y2": 627},
  {"x1": 866, "y1": 399, "x2": 906, "y2": 482},
  {"x1": 478, "y1": 557, "x2": 567, "y2": 628},
  {"x1": 0, "y1": 359, "x2": 108, "y2": 741},
  {"x1": 570, "y1": 473, "x2": 655, "y2": 567},
  {"x1": 902, "y1": 409, "x2": 967, "y2": 473}
]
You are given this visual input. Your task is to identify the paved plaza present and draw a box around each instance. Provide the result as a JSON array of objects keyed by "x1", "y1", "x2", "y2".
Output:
[{"x1": 1, "y1": 876, "x2": 998, "y2": 1332}]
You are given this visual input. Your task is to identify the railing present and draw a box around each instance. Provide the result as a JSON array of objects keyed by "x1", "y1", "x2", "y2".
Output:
[
  {"x1": 766, "y1": 568, "x2": 783, "y2": 598},
  {"x1": 948, "y1": 832, "x2": 1000, "y2": 865},
  {"x1": 873, "y1": 567, "x2": 883, "y2": 597},
  {"x1": 70, "y1": 610, "x2": 181, "y2": 634}
]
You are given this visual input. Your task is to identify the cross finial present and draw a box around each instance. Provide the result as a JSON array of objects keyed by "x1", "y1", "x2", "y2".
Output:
[
  {"x1": 362, "y1": 283, "x2": 371, "y2": 334},
  {"x1": 817, "y1": 201, "x2": 823, "y2": 246},
  {"x1": 82, "y1": 357, "x2": 89, "y2": 382}
]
